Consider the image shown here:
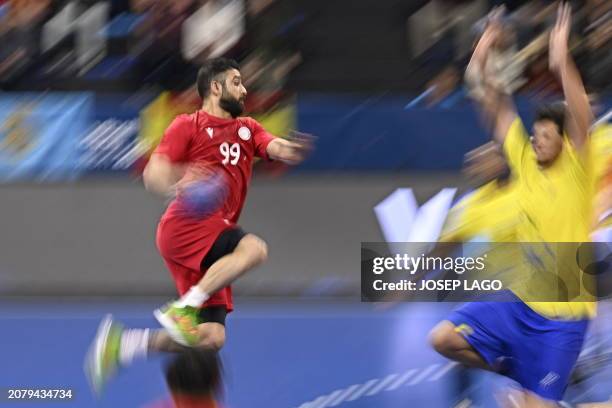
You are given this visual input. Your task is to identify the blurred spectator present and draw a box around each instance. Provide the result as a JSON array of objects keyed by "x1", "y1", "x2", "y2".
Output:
[
  {"x1": 581, "y1": 0, "x2": 611, "y2": 92},
  {"x1": 425, "y1": 65, "x2": 460, "y2": 106},
  {"x1": 134, "y1": 0, "x2": 198, "y2": 89},
  {"x1": 182, "y1": 0, "x2": 245, "y2": 63},
  {"x1": 240, "y1": 0, "x2": 303, "y2": 113},
  {"x1": 408, "y1": 0, "x2": 488, "y2": 62},
  {"x1": 0, "y1": 0, "x2": 52, "y2": 86},
  {"x1": 0, "y1": 0, "x2": 607, "y2": 95}
]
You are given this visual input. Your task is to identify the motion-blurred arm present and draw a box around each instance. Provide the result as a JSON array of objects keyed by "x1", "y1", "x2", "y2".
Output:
[
  {"x1": 549, "y1": 3, "x2": 593, "y2": 150},
  {"x1": 266, "y1": 133, "x2": 314, "y2": 165},
  {"x1": 465, "y1": 11, "x2": 518, "y2": 144},
  {"x1": 143, "y1": 154, "x2": 185, "y2": 197}
]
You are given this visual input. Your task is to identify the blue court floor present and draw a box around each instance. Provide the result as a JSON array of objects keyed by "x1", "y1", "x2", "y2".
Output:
[{"x1": 0, "y1": 298, "x2": 610, "y2": 408}]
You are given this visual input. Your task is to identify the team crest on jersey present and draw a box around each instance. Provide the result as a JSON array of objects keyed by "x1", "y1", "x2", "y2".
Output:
[
  {"x1": 238, "y1": 126, "x2": 251, "y2": 141},
  {"x1": 206, "y1": 127, "x2": 214, "y2": 138}
]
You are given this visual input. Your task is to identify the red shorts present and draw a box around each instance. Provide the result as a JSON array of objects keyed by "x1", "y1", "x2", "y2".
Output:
[{"x1": 156, "y1": 214, "x2": 235, "y2": 312}]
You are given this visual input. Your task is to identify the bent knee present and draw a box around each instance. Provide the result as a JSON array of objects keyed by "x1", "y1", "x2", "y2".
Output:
[
  {"x1": 240, "y1": 234, "x2": 268, "y2": 266},
  {"x1": 197, "y1": 324, "x2": 226, "y2": 351},
  {"x1": 429, "y1": 321, "x2": 462, "y2": 355},
  {"x1": 207, "y1": 331, "x2": 225, "y2": 351}
]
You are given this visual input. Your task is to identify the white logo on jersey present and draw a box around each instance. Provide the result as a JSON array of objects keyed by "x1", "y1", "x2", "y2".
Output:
[
  {"x1": 206, "y1": 127, "x2": 214, "y2": 138},
  {"x1": 539, "y1": 372, "x2": 560, "y2": 388},
  {"x1": 238, "y1": 126, "x2": 251, "y2": 141}
]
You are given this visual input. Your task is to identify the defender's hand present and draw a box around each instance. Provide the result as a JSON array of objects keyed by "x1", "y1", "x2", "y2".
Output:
[{"x1": 549, "y1": 3, "x2": 571, "y2": 75}]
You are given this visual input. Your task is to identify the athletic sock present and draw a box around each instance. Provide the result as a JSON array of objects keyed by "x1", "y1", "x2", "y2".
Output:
[
  {"x1": 119, "y1": 328, "x2": 150, "y2": 366},
  {"x1": 175, "y1": 286, "x2": 210, "y2": 308}
]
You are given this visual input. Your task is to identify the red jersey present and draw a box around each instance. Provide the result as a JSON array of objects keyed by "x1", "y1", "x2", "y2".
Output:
[
  {"x1": 154, "y1": 111, "x2": 275, "y2": 294},
  {"x1": 156, "y1": 110, "x2": 274, "y2": 222}
]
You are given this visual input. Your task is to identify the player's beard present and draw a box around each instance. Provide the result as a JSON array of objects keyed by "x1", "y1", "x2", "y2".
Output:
[{"x1": 219, "y1": 87, "x2": 244, "y2": 118}]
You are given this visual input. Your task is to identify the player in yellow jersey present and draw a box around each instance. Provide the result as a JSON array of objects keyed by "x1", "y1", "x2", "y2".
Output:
[
  {"x1": 430, "y1": 4, "x2": 597, "y2": 406},
  {"x1": 591, "y1": 113, "x2": 612, "y2": 233},
  {"x1": 569, "y1": 114, "x2": 612, "y2": 394},
  {"x1": 434, "y1": 140, "x2": 520, "y2": 408},
  {"x1": 440, "y1": 141, "x2": 517, "y2": 244}
]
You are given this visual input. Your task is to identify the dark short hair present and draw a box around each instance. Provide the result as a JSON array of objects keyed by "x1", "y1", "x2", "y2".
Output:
[
  {"x1": 535, "y1": 102, "x2": 565, "y2": 136},
  {"x1": 165, "y1": 349, "x2": 222, "y2": 396},
  {"x1": 196, "y1": 58, "x2": 240, "y2": 99}
]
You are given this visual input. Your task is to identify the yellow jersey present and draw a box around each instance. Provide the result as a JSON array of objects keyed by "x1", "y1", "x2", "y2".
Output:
[
  {"x1": 504, "y1": 118, "x2": 596, "y2": 319},
  {"x1": 590, "y1": 122, "x2": 612, "y2": 226},
  {"x1": 440, "y1": 180, "x2": 518, "y2": 243},
  {"x1": 590, "y1": 122, "x2": 612, "y2": 186}
]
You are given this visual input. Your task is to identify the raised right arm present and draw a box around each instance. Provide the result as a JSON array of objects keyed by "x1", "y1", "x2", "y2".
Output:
[{"x1": 465, "y1": 16, "x2": 518, "y2": 144}]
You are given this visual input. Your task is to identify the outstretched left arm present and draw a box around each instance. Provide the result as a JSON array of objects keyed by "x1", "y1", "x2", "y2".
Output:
[
  {"x1": 266, "y1": 133, "x2": 314, "y2": 165},
  {"x1": 549, "y1": 3, "x2": 593, "y2": 150}
]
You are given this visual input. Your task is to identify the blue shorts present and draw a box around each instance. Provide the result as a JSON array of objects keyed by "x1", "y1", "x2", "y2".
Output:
[{"x1": 446, "y1": 292, "x2": 589, "y2": 401}]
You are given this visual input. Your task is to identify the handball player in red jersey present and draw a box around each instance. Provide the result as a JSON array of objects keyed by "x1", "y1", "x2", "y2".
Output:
[{"x1": 85, "y1": 57, "x2": 312, "y2": 393}]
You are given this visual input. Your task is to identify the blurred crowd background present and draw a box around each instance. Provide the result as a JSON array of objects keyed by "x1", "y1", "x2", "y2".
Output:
[
  {"x1": 0, "y1": 0, "x2": 610, "y2": 95},
  {"x1": 0, "y1": 0, "x2": 609, "y2": 179}
]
